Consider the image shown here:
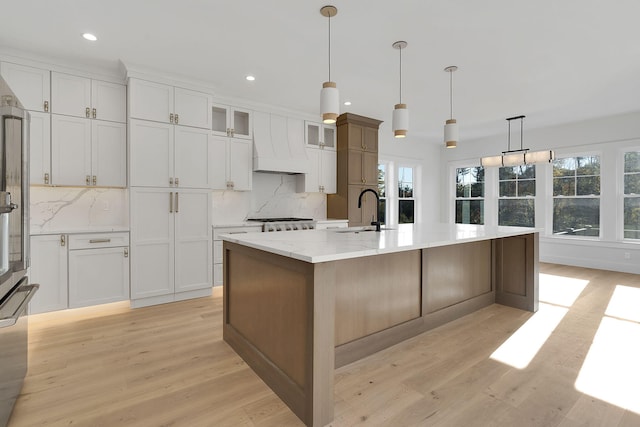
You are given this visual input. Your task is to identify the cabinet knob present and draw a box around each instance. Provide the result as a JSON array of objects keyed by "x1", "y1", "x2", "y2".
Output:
[
  {"x1": 86, "y1": 175, "x2": 91, "y2": 185},
  {"x1": 92, "y1": 175, "x2": 97, "y2": 186},
  {"x1": 92, "y1": 108, "x2": 97, "y2": 119},
  {"x1": 170, "y1": 113, "x2": 174, "y2": 123},
  {"x1": 169, "y1": 177, "x2": 174, "y2": 186},
  {"x1": 231, "y1": 128, "x2": 235, "y2": 137},
  {"x1": 44, "y1": 100, "x2": 49, "y2": 112},
  {"x1": 44, "y1": 173, "x2": 50, "y2": 185},
  {"x1": 86, "y1": 107, "x2": 91, "y2": 118},
  {"x1": 174, "y1": 114, "x2": 179, "y2": 124},
  {"x1": 175, "y1": 177, "x2": 179, "y2": 186},
  {"x1": 60, "y1": 235, "x2": 66, "y2": 247},
  {"x1": 124, "y1": 248, "x2": 129, "y2": 258}
]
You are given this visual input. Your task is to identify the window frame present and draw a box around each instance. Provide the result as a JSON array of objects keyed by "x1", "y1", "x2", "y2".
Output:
[
  {"x1": 550, "y1": 152, "x2": 602, "y2": 239},
  {"x1": 454, "y1": 164, "x2": 485, "y2": 225},
  {"x1": 397, "y1": 165, "x2": 416, "y2": 224},
  {"x1": 621, "y1": 148, "x2": 640, "y2": 241},
  {"x1": 498, "y1": 164, "x2": 537, "y2": 228}
]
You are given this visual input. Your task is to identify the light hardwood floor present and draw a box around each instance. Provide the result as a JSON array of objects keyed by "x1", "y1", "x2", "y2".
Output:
[{"x1": 9, "y1": 263, "x2": 640, "y2": 426}]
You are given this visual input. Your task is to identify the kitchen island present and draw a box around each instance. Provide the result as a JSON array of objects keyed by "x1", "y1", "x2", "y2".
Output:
[{"x1": 221, "y1": 223, "x2": 539, "y2": 427}]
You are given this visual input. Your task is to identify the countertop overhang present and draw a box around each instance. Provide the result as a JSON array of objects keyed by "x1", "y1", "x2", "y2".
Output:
[{"x1": 220, "y1": 223, "x2": 539, "y2": 263}]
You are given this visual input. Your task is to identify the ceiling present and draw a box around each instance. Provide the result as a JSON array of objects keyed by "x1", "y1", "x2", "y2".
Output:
[{"x1": 2, "y1": 0, "x2": 640, "y2": 144}]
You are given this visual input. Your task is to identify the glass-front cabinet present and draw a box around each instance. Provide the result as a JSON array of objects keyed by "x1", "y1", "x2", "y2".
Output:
[{"x1": 212, "y1": 104, "x2": 252, "y2": 139}]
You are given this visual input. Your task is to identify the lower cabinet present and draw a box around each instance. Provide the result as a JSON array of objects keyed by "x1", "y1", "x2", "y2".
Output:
[
  {"x1": 29, "y1": 232, "x2": 130, "y2": 314},
  {"x1": 29, "y1": 234, "x2": 68, "y2": 314},
  {"x1": 68, "y1": 233, "x2": 130, "y2": 308},
  {"x1": 130, "y1": 187, "x2": 212, "y2": 307}
]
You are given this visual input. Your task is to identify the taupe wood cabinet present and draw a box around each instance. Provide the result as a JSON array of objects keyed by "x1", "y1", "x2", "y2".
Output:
[{"x1": 327, "y1": 113, "x2": 383, "y2": 227}]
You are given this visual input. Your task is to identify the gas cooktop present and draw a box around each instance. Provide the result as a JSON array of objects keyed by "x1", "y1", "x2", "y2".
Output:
[{"x1": 246, "y1": 218, "x2": 313, "y2": 222}]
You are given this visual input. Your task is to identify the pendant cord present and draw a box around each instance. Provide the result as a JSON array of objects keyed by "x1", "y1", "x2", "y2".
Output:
[
  {"x1": 328, "y1": 14, "x2": 331, "y2": 82},
  {"x1": 399, "y1": 47, "x2": 402, "y2": 104},
  {"x1": 449, "y1": 70, "x2": 453, "y2": 119}
]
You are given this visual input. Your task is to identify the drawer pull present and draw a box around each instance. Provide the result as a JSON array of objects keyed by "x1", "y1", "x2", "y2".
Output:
[
  {"x1": 228, "y1": 231, "x2": 248, "y2": 234},
  {"x1": 89, "y1": 238, "x2": 111, "y2": 244}
]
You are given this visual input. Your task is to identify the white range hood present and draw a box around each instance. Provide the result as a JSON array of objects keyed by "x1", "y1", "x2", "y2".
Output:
[{"x1": 253, "y1": 111, "x2": 309, "y2": 174}]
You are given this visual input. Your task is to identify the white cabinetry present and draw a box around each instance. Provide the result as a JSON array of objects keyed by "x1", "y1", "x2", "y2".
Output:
[
  {"x1": 29, "y1": 111, "x2": 51, "y2": 185},
  {"x1": 212, "y1": 104, "x2": 252, "y2": 139},
  {"x1": 129, "y1": 79, "x2": 212, "y2": 129},
  {"x1": 130, "y1": 188, "x2": 212, "y2": 307},
  {"x1": 28, "y1": 234, "x2": 68, "y2": 314},
  {"x1": 51, "y1": 115, "x2": 126, "y2": 187},
  {"x1": 68, "y1": 233, "x2": 130, "y2": 308},
  {"x1": 315, "y1": 219, "x2": 349, "y2": 230},
  {"x1": 51, "y1": 72, "x2": 126, "y2": 123},
  {"x1": 297, "y1": 147, "x2": 337, "y2": 194},
  {"x1": 211, "y1": 136, "x2": 252, "y2": 191},
  {"x1": 305, "y1": 121, "x2": 336, "y2": 149},
  {"x1": 0, "y1": 62, "x2": 50, "y2": 112},
  {"x1": 129, "y1": 119, "x2": 213, "y2": 189},
  {"x1": 212, "y1": 225, "x2": 262, "y2": 286}
]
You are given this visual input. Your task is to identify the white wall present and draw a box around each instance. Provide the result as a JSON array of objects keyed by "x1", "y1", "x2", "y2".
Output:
[
  {"x1": 440, "y1": 111, "x2": 640, "y2": 273},
  {"x1": 379, "y1": 121, "x2": 441, "y2": 225}
]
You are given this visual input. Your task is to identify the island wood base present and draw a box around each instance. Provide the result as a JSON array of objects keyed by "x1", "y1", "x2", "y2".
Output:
[{"x1": 223, "y1": 233, "x2": 538, "y2": 427}]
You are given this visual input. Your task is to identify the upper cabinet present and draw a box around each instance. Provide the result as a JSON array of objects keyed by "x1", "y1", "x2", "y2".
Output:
[
  {"x1": 128, "y1": 78, "x2": 212, "y2": 129},
  {"x1": 51, "y1": 72, "x2": 126, "y2": 123},
  {"x1": 129, "y1": 119, "x2": 213, "y2": 189},
  {"x1": 212, "y1": 104, "x2": 252, "y2": 139},
  {"x1": 305, "y1": 121, "x2": 336, "y2": 150},
  {"x1": 29, "y1": 111, "x2": 51, "y2": 185},
  {"x1": 0, "y1": 62, "x2": 50, "y2": 112}
]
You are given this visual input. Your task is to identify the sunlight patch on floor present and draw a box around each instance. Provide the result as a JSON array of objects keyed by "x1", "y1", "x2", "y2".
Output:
[
  {"x1": 605, "y1": 284, "x2": 640, "y2": 323},
  {"x1": 490, "y1": 273, "x2": 588, "y2": 369},
  {"x1": 538, "y1": 273, "x2": 589, "y2": 307},
  {"x1": 490, "y1": 302, "x2": 568, "y2": 369},
  {"x1": 575, "y1": 314, "x2": 640, "y2": 415}
]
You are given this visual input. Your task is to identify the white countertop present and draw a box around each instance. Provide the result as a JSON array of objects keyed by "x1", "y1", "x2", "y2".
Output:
[
  {"x1": 30, "y1": 226, "x2": 130, "y2": 236},
  {"x1": 221, "y1": 223, "x2": 538, "y2": 263}
]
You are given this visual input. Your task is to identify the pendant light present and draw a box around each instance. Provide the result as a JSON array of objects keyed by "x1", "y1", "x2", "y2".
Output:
[
  {"x1": 392, "y1": 41, "x2": 408, "y2": 138},
  {"x1": 480, "y1": 115, "x2": 555, "y2": 167},
  {"x1": 320, "y1": 5, "x2": 339, "y2": 124},
  {"x1": 444, "y1": 66, "x2": 458, "y2": 148}
]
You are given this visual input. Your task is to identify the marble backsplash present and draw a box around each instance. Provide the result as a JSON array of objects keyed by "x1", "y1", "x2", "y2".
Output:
[
  {"x1": 29, "y1": 172, "x2": 327, "y2": 233},
  {"x1": 30, "y1": 187, "x2": 129, "y2": 234},
  {"x1": 212, "y1": 173, "x2": 327, "y2": 223}
]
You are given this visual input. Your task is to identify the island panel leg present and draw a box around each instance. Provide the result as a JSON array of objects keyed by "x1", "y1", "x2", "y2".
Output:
[
  {"x1": 223, "y1": 242, "x2": 335, "y2": 427},
  {"x1": 494, "y1": 232, "x2": 539, "y2": 312}
]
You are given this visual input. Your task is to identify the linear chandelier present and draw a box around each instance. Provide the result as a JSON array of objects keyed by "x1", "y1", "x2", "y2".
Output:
[{"x1": 480, "y1": 115, "x2": 554, "y2": 167}]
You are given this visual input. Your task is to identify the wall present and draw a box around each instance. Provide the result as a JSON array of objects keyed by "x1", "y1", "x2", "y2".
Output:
[{"x1": 440, "y1": 111, "x2": 640, "y2": 273}]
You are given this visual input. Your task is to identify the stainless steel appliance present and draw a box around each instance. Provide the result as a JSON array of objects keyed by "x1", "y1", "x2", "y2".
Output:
[
  {"x1": 247, "y1": 217, "x2": 316, "y2": 232},
  {"x1": 0, "y1": 79, "x2": 38, "y2": 427}
]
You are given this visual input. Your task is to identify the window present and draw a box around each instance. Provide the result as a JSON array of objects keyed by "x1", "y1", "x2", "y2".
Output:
[
  {"x1": 377, "y1": 163, "x2": 387, "y2": 225},
  {"x1": 623, "y1": 151, "x2": 640, "y2": 239},
  {"x1": 552, "y1": 156, "x2": 600, "y2": 237},
  {"x1": 499, "y1": 165, "x2": 536, "y2": 227},
  {"x1": 398, "y1": 166, "x2": 414, "y2": 223},
  {"x1": 455, "y1": 166, "x2": 484, "y2": 224}
]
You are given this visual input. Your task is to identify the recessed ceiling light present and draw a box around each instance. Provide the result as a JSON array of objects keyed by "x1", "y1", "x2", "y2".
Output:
[
  {"x1": 245, "y1": 75, "x2": 255, "y2": 81},
  {"x1": 82, "y1": 33, "x2": 97, "y2": 41},
  {"x1": 344, "y1": 101, "x2": 351, "y2": 106}
]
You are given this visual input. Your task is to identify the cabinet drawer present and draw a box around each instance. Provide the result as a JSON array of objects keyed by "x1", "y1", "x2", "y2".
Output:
[
  {"x1": 213, "y1": 226, "x2": 262, "y2": 240},
  {"x1": 68, "y1": 232, "x2": 130, "y2": 249}
]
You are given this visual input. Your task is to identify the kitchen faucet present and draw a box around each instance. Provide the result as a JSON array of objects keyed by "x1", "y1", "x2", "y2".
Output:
[{"x1": 357, "y1": 188, "x2": 381, "y2": 232}]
